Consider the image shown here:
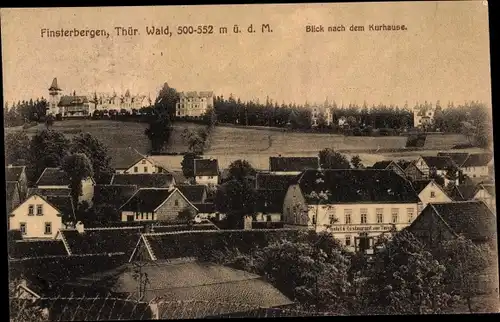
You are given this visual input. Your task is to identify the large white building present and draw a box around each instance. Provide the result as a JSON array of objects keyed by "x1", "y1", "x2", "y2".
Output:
[
  {"x1": 283, "y1": 169, "x2": 421, "y2": 254},
  {"x1": 176, "y1": 91, "x2": 214, "y2": 118}
]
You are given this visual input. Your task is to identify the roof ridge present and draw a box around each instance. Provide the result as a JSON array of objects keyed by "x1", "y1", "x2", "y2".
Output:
[{"x1": 85, "y1": 226, "x2": 144, "y2": 231}]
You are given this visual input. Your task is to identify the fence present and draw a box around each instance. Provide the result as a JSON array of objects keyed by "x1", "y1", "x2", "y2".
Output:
[{"x1": 9, "y1": 295, "x2": 340, "y2": 321}]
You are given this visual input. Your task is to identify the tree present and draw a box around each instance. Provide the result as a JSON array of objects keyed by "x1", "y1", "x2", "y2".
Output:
[
  {"x1": 351, "y1": 155, "x2": 363, "y2": 169},
  {"x1": 5, "y1": 131, "x2": 30, "y2": 165},
  {"x1": 61, "y1": 153, "x2": 94, "y2": 206},
  {"x1": 181, "y1": 128, "x2": 205, "y2": 154},
  {"x1": 227, "y1": 159, "x2": 256, "y2": 181},
  {"x1": 359, "y1": 230, "x2": 456, "y2": 315},
  {"x1": 181, "y1": 152, "x2": 199, "y2": 179},
  {"x1": 45, "y1": 114, "x2": 55, "y2": 129},
  {"x1": 154, "y1": 82, "x2": 180, "y2": 120},
  {"x1": 28, "y1": 129, "x2": 70, "y2": 184},
  {"x1": 177, "y1": 207, "x2": 197, "y2": 225},
  {"x1": 215, "y1": 178, "x2": 257, "y2": 228},
  {"x1": 436, "y1": 237, "x2": 497, "y2": 313},
  {"x1": 70, "y1": 133, "x2": 113, "y2": 184},
  {"x1": 319, "y1": 148, "x2": 351, "y2": 169},
  {"x1": 144, "y1": 115, "x2": 173, "y2": 153}
]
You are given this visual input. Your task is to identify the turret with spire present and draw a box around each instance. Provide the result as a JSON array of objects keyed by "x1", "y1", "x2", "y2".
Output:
[{"x1": 48, "y1": 78, "x2": 62, "y2": 115}]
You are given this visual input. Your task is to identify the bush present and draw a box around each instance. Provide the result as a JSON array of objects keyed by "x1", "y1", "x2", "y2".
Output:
[
  {"x1": 406, "y1": 134, "x2": 427, "y2": 148},
  {"x1": 378, "y1": 128, "x2": 396, "y2": 136}
]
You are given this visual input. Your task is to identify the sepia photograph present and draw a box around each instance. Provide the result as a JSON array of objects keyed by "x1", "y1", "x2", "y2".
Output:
[{"x1": 2, "y1": 1, "x2": 498, "y2": 319}]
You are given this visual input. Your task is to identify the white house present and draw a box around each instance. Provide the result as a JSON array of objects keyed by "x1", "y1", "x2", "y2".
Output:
[
  {"x1": 176, "y1": 91, "x2": 214, "y2": 118},
  {"x1": 109, "y1": 147, "x2": 167, "y2": 174},
  {"x1": 311, "y1": 106, "x2": 332, "y2": 127},
  {"x1": 411, "y1": 179, "x2": 452, "y2": 213},
  {"x1": 414, "y1": 156, "x2": 459, "y2": 186},
  {"x1": 9, "y1": 194, "x2": 76, "y2": 239},
  {"x1": 35, "y1": 168, "x2": 95, "y2": 204},
  {"x1": 193, "y1": 158, "x2": 219, "y2": 185},
  {"x1": 474, "y1": 184, "x2": 496, "y2": 213},
  {"x1": 459, "y1": 153, "x2": 493, "y2": 179},
  {"x1": 283, "y1": 169, "x2": 420, "y2": 254},
  {"x1": 269, "y1": 156, "x2": 320, "y2": 175},
  {"x1": 413, "y1": 105, "x2": 436, "y2": 128}
]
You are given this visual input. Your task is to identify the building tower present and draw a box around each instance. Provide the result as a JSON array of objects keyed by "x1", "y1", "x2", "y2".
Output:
[{"x1": 48, "y1": 78, "x2": 62, "y2": 115}]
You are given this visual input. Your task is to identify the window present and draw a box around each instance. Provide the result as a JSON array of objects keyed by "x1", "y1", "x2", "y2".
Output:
[
  {"x1": 20, "y1": 223, "x2": 26, "y2": 235},
  {"x1": 144, "y1": 166, "x2": 148, "y2": 172},
  {"x1": 36, "y1": 205, "x2": 43, "y2": 216},
  {"x1": 407, "y1": 208, "x2": 414, "y2": 223},
  {"x1": 142, "y1": 160, "x2": 146, "y2": 164},
  {"x1": 344, "y1": 209, "x2": 352, "y2": 224},
  {"x1": 141, "y1": 213, "x2": 144, "y2": 220},
  {"x1": 44, "y1": 222, "x2": 52, "y2": 235},
  {"x1": 391, "y1": 208, "x2": 399, "y2": 223},
  {"x1": 134, "y1": 166, "x2": 138, "y2": 173},
  {"x1": 135, "y1": 213, "x2": 139, "y2": 220},
  {"x1": 28, "y1": 205, "x2": 34, "y2": 216},
  {"x1": 360, "y1": 208, "x2": 368, "y2": 224},
  {"x1": 376, "y1": 208, "x2": 383, "y2": 223},
  {"x1": 329, "y1": 212, "x2": 336, "y2": 225},
  {"x1": 430, "y1": 191, "x2": 436, "y2": 198},
  {"x1": 345, "y1": 235, "x2": 352, "y2": 246},
  {"x1": 151, "y1": 213, "x2": 155, "y2": 221},
  {"x1": 312, "y1": 214, "x2": 316, "y2": 225},
  {"x1": 174, "y1": 199, "x2": 179, "y2": 206}
]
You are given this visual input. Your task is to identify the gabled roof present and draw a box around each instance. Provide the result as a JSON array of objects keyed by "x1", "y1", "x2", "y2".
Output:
[
  {"x1": 8, "y1": 240, "x2": 69, "y2": 259},
  {"x1": 176, "y1": 185, "x2": 207, "y2": 203},
  {"x1": 108, "y1": 147, "x2": 148, "y2": 170},
  {"x1": 120, "y1": 188, "x2": 176, "y2": 212},
  {"x1": 35, "y1": 168, "x2": 70, "y2": 186},
  {"x1": 461, "y1": 153, "x2": 493, "y2": 167},
  {"x1": 429, "y1": 201, "x2": 497, "y2": 242},
  {"x1": 6, "y1": 166, "x2": 26, "y2": 182},
  {"x1": 194, "y1": 159, "x2": 219, "y2": 176},
  {"x1": 450, "y1": 184, "x2": 479, "y2": 201},
  {"x1": 295, "y1": 169, "x2": 420, "y2": 204},
  {"x1": 150, "y1": 223, "x2": 219, "y2": 233},
  {"x1": 27, "y1": 187, "x2": 72, "y2": 198},
  {"x1": 49, "y1": 77, "x2": 62, "y2": 91},
  {"x1": 479, "y1": 184, "x2": 496, "y2": 197},
  {"x1": 255, "y1": 173, "x2": 298, "y2": 191},
  {"x1": 93, "y1": 184, "x2": 138, "y2": 209},
  {"x1": 370, "y1": 161, "x2": 393, "y2": 170},
  {"x1": 421, "y1": 156, "x2": 456, "y2": 170},
  {"x1": 10, "y1": 194, "x2": 76, "y2": 222},
  {"x1": 437, "y1": 152, "x2": 470, "y2": 167},
  {"x1": 180, "y1": 91, "x2": 214, "y2": 98},
  {"x1": 110, "y1": 173, "x2": 175, "y2": 188},
  {"x1": 411, "y1": 180, "x2": 433, "y2": 194},
  {"x1": 6, "y1": 182, "x2": 20, "y2": 212},
  {"x1": 58, "y1": 95, "x2": 89, "y2": 106},
  {"x1": 57, "y1": 227, "x2": 142, "y2": 256},
  {"x1": 269, "y1": 157, "x2": 319, "y2": 172}
]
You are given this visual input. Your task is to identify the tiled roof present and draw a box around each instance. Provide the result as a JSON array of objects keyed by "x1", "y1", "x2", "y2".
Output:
[
  {"x1": 71, "y1": 261, "x2": 292, "y2": 310},
  {"x1": 194, "y1": 159, "x2": 219, "y2": 176},
  {"x1": 120, "y1": 188, "x2": 174, "y2": 212},
  {"x1": 6, "y1": 182, "x2": 20, "y2": 212},
  {"x1": 193, "y1": 203, "x2": 216, "y2": 214},
  {"x1": 180, "y1": 91, "x2": 214, "y2": 98},
  {"x1": 269, "y1": 157, "x2": 319, "y2": 172},
  {"x1": 93, "y1": 184, "x2": 138, "y2": 209},
  {"x1": 58, "y1": 95, "x2": 89, "y2": 106},
  {"x1": 35, "y1": 168, "x2": 70, "y2": 186},
  {"x1": 58, "y1": 227, "x2": 142, "y2": 256},
  {"x1": 421, "y1": 156, "x2": 457, "y2": 170},
  {"x1": 8, "y1": 240, "x2": 69, "y2": 259},
  {"x1": 49, "y1": 77, "x2": 61, "y2": 91},
  {"x1": 479, "y1": 184, "x2": 496, "y2": 197},
  {"x1": 370, "y1": 161, "x2": 392, "y2": 170},
  {"x1": 108, "y1": 147, "x2": 146, "y2": 170},
  {"x1": 430, "y1": 201, "x2": 497, "y2": 242},
  {"x1": 176, "y1": 185, "x2": 207, "y2": 203},
  {"x1": 38, "y1": 195, "x2": 76, "y2": 222},
  {"x1": 255, "y1": 190, "x2": 287, "y2": 213},
  {"x1": 411, "y1": 180, "x2": 432, "y2": 194},
  {"x1": 255, "y1": 173, "x2": 297, "y2": 190},
  {"x1": 6, "y1": 166, "x2": 25, "y2": 182},
  {"x1": 437, "y1": 152, "x2": 470, "y2": 167},
  {"x1": 461, "y1": 153, "x2": 493, "y2": 167},
  {"x1": 27, "y1": 188, "x2": 71, "y2": 197},
  {"x1": 296, "y1": 169, "x2": 420, "y2": 204},
  {"x1": 111, "y1": 173, "x2": 175, "y2": 188},
  {"x1": 450, "y1": 185, "x2": 479, "y2": 201},
  {"x1": 396, "y1": 160, "x2": 413, "y2": 171},
  {"x1": 150, "y1": 223, "x2": 219, "y2": 233}
]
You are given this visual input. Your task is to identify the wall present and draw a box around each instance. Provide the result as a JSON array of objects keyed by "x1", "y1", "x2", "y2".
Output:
[
  {"x1": 474, "y1": 189, "x2": 496, "y2": 212},
  {"x1": 405, "y1": 164, "x2": 424, "y2": 181},
  {"x1": 195, "y1": 175, "x2": 218, "y2": 186},
  {"x1": 124, "y1": 158, "x2": 159, "y2": 174},
  {"x1": 176, "y1": 95, "x2": 214, "y2": 117},
  {"x1": 9, "y1": 195, "x2": 63, "y2": 239},
  {"x1": 418, "y1": 181, "x2": 452, "y2": 212},
  {"x1": 121, "y1": 211, "x2": 156, "y2": 222},
  {"x1": 282, "y1": 184, "x2": 308, "y2": 226},
  {"x1": 407, "y1": 208, "x2": 456, "y2": 248},
  {"x1": 461, "y1": 166, "x2": 489, "y2": 178},
  {"x1": 155, "y1": 190, "x2": 196, "y2": 222}
]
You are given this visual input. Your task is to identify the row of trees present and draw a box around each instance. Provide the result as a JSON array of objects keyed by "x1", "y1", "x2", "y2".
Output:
[
  {"x1": 208, "y1": 227, "x2": 496, "y2": 314},
  {"x1": 4, "y1": 99, "x2": 49, "y2": 127}
]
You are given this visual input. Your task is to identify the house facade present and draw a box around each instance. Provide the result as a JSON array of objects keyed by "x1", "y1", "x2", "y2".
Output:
[
  {"x1": 460, "y1": 153, "x2": 493, "y2": 179},
  {"x1": 413, "y1": 106, "x2": 436, "y2": 128},
  {"x1": 6, "y1": 165, "x2": 29, "y2": 200},
  {"x1": 474, "y1": 184, "x2": 496, "y2": 212},
  {"x1": 9, "y1": 194, "x2": 75, "y2": 239},
  {"x1": 397, "y1": 160, "x2": 425, "y2": 182},
  {"x1": 371, "y1": 161, "x2": 406, "y2": 178},
  {"x1": 412, "y1": 180, "x2": 452, "y2": 213},
  {"x1": 119, "y1": 157, "x2": 161, "y2": 174},
  {"x1": 110, "y1": 147, "x2": 166, "y2": 174},
  {"x1": 120, "y1": 188, "x2": 197, "y2": 222},
  {"x1": 283, "y1": 170, "x2": 420, "y2": 253},
  {"x1": 194, "y1": 159, "x2": 219, "y2": 185},
  {"x1": 176, "y1": 91, "x2": 214, "y2": 118},
  {"x1": 414, "y1": 156, "x2": 459, "y2": 186},
  {"x1": 310, "y1": 106, "x2": 332, "y2": 127},
  {"x1": 36, "y1": 168, "x2": 95, "y2": 204}
]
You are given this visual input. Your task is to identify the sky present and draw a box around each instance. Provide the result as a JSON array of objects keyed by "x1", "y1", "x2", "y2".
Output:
[{"x1": 1, "y1": 2, "x2": 492, "y2": 108}]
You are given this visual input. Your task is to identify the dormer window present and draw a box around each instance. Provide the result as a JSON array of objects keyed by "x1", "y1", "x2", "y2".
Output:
[{"x1": 142, "y1": 160, "x2": 146, "y2": 164}]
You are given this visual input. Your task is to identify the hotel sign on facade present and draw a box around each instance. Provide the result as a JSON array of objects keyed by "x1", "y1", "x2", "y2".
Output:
[{"x1": 330, "y1": 224, "x2": 394, "y2": 233}]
